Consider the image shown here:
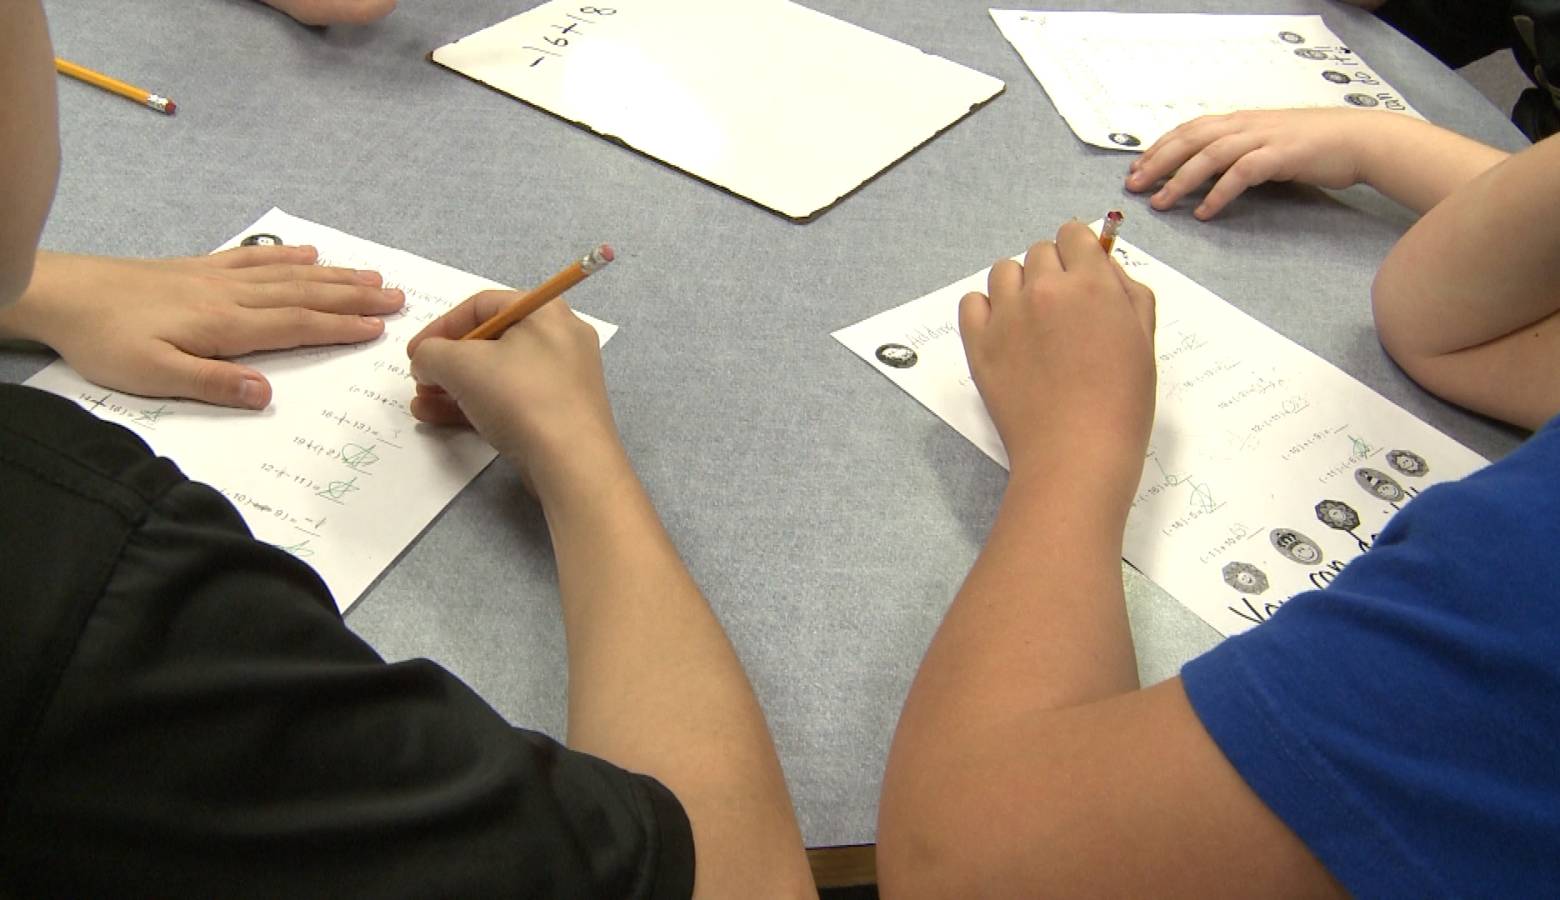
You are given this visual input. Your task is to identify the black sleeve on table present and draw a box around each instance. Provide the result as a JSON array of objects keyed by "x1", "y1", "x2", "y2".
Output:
[{"x1": 0, "y1": 385, "x2": 695, "y2": 899}]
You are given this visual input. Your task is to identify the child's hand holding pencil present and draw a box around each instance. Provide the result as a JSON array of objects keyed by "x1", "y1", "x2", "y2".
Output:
[{"x1": 406, "y1": 248, "x2": 621, "y2": 490}]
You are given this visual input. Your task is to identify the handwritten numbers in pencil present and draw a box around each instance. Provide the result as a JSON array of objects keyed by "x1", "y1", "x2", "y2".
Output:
[
  {"x1": 525, "y1": 7, "x2": 618, "y2": 68},
  {"x1": 216, "y1": 482, "x2": 329, "y2": 537},
  {"x1": 341, "y1": 443, "x2": 381, "y2": 473},
  {"x1": 280, "y1": 539, "x2": 316, "y2": 559},
  {"x1": 316, "y1": 476, "x2": 361, "y2": 506}
]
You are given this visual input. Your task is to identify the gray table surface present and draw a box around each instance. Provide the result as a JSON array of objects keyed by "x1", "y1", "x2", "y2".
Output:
[{"x1": 11, "y1": 0, "x2": 1530, "y2": 847}]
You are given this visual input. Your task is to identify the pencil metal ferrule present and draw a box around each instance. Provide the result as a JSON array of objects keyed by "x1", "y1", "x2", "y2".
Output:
[{"x1": 145, "y1": 94, "x2": 174, "y2": 114}]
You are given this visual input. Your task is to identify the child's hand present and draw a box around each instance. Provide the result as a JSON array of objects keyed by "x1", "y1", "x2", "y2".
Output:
[
  {"x1": 3, "y1": 246, "x2": 403, "y2": 408},
  {"x1": 1125, "y1": 108, "x2": 1380, "y2": 220},
  {"x1": 407, "y1": 295, "x2": 624, "y2": 502},
  {"x1": 961, "y1": 221, "x2": 1156, "y2": 493}
]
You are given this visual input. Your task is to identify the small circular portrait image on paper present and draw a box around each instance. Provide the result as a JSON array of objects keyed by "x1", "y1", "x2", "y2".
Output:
[
  {"x1": 1355, "y1": 467, "x2": 1407, "y2": 503},
  {"x1": 1222, "y1": 561, "x2": 1270, "y2": 595},
  {"x1": 875, "y1": 343, "x2": 919, "y2": 369},
  {"x1": 1315, "y1": 499, "x2": 1362, "y2": 532},
  {"x1": 1294, "y1": 48, "x2": 1328, "y2": 60},
  {"x1": 1270, "y1": 528, "x2": 1324, "y2": 566},
  {"x1": 1344, "y1": 93, "x2": 1380, "y2": 108},
  {"x1": 1278, "y1": 31, "x2": 1305, "y2": 44},
  {"x1": 1386, "y1": 449, "x2": 1429, "y2": 477},
  {"x1": 1321, "y1": 70, "x2": 1352, "y2": 85},
  {"x1": 240, "y1": 233, "x2": 284, "y2": 247},
  {"x1": 1107, "y1": 132, "x2": 1142, "y2": 148}
]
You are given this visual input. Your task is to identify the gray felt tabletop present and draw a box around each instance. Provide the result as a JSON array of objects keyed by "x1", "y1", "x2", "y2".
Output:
[{"x1": 9, "y1": 0, "x2": 1532, "y2": 847}]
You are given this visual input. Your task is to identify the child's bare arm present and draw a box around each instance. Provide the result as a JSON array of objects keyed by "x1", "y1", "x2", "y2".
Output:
[
  {"x1": 1372, "y1": 132, "x2": 1560, "y2": 430},
  {"x1": 0, "y1": 1, "x2": 58, "y2": 304}
]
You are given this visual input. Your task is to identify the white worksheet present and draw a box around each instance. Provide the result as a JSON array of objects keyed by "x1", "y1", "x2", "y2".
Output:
[
  {"x1": 991, "y1": 11, "x2": 1421, "y2": 151},
  {"x1": 26, "y1": 208, "x2": 618, "y2": 612},
  {"x1": 834, "y1": 231, "x2": 1484, "y2": 636},
  {"x1": 432, "y1": 0, "x2": 1005, "y2": 220}
]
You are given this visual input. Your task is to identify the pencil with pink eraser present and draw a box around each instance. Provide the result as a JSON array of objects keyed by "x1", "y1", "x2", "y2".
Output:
[{"x1": 461, "y1": 244, "x2": 615, "y2": 341}]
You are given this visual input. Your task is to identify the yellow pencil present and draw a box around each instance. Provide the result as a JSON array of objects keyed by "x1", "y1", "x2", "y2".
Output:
[
  {"x1": 55, "y1": 57, "x2": 176, "y2": 115},
  {"x1": 461, "y1": 245, "x2": 615, "y2": 341}
]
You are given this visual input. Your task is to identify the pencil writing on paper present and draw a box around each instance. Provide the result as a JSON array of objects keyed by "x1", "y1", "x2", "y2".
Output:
[
  {"x1": 831, "y1": 233, "x2": 1486, "y2": 638},
  {"x1": 22, "y1": 209, "x2": 618, "y2": 613}
]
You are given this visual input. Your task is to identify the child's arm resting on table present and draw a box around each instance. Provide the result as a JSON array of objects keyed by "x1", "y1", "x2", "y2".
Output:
[
  {"x1": 1126, "y1": 108, "x2": 1507, "y2": 219},
  {"x1": 875, "y1": 222, "x2": 1345, "y2": 898},
  {"x1": 0, "y1": 246, "x2": 403, "y2": 409},
  {"x1": 407, "y1": 297, "x2": 816, "y2": 900},
  {"x1": 1372, "y1": 131, "x2": 1560, "y2": 431}
]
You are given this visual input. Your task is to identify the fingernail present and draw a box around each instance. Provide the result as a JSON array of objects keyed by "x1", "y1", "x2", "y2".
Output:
[
  {"x1": 382, "y1": 287, "x2": 403, "y2": 301},
  {"x1": 361, "y1": 315, "x2": 384, "y2": 328},
  {"x1": 354, "y1": 270, "x2": 382, "y2": 285},
  {"x1": 239, "y1": 376, "x2": 266, "y2": 409}
]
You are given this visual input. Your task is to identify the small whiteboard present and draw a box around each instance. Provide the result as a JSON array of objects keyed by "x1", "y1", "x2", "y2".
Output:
[
  {"x1": 991, "y1": 11, "x2": 1422, "y2": 152},
  {"x1": 432, "y1": 0, "x2": 1004, "y2": 220}
]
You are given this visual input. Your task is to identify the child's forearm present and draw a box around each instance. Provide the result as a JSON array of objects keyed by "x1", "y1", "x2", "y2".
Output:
[
  {"x1": 1372, "y1": 132, "x2": 1560, "y2": 429},
  {"x1": 0, "y1": 251, "x2": 78, "y2": 344},
  {"x1": 1353, "y1": 114, "x2": 1508, "y2": 215},
  {"x1": 544, "y1": 449, "x2": 814, "y2": 899}
]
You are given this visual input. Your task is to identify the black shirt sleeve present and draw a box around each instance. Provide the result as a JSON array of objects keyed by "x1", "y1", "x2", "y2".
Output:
[
  {"x1": 0, "y1": 385, "x2": 694, "y2": 899},
  {"x1": 1375, "y1": 0, "x2": 1512, "y2": 68}
]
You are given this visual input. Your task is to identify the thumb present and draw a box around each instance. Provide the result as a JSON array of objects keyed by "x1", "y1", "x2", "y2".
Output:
[
  {"x1": 1109, "y1": 261, "x2": 1157, "y2": 339},
  {"x1": 143, "y1": 344, "x2": 272, "y2": 409},
  {"x1": 409, "y1": 336, "x2": 481, "y2": 394},
  {"x1": 407, "y1": 290, "x2": 517, "y2": 359},
  {"x1": 958, "y1": 290, "x2": 991, "y2": 356},
  {"x1": 1130, "y1": 281, "x2": 1157, "y2": 339}
]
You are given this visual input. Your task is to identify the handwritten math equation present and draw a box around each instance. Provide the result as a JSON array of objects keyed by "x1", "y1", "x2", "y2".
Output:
[
  {"x1": 320, "y1": 407, "x2": 405, "y2": 448},
  {"x1": 520, "y1": 6, "x2": 617, "y2": 68},
  {"x1": 197, "y1": 408, "x2": 414, "y2": 560},
  {"x1": 293, "y1": 435, "x2": 387, "y2": 474},
  {"x1": 212, "y1": 484, "x2": 329, "y2": 538},
  {"x1": 78, "y1": 391, "x2": 175, "y2": 430}
]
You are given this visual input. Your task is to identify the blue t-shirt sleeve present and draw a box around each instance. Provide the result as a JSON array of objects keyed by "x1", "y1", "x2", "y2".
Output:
[{"x1": 1182, "y1": 420, "x2": 1560, "y2": 899}]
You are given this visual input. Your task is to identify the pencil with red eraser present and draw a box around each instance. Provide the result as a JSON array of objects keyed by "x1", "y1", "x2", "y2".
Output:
[
  {"x1": 1099, "y1": 210, "x2": 1124, "y2": 254},
  {"x1": 461, "y1": 244, "x2": 615, "y2": 341},
  {"x1": 55, "y1": 57, "x2": 175, "y2": 115}
]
